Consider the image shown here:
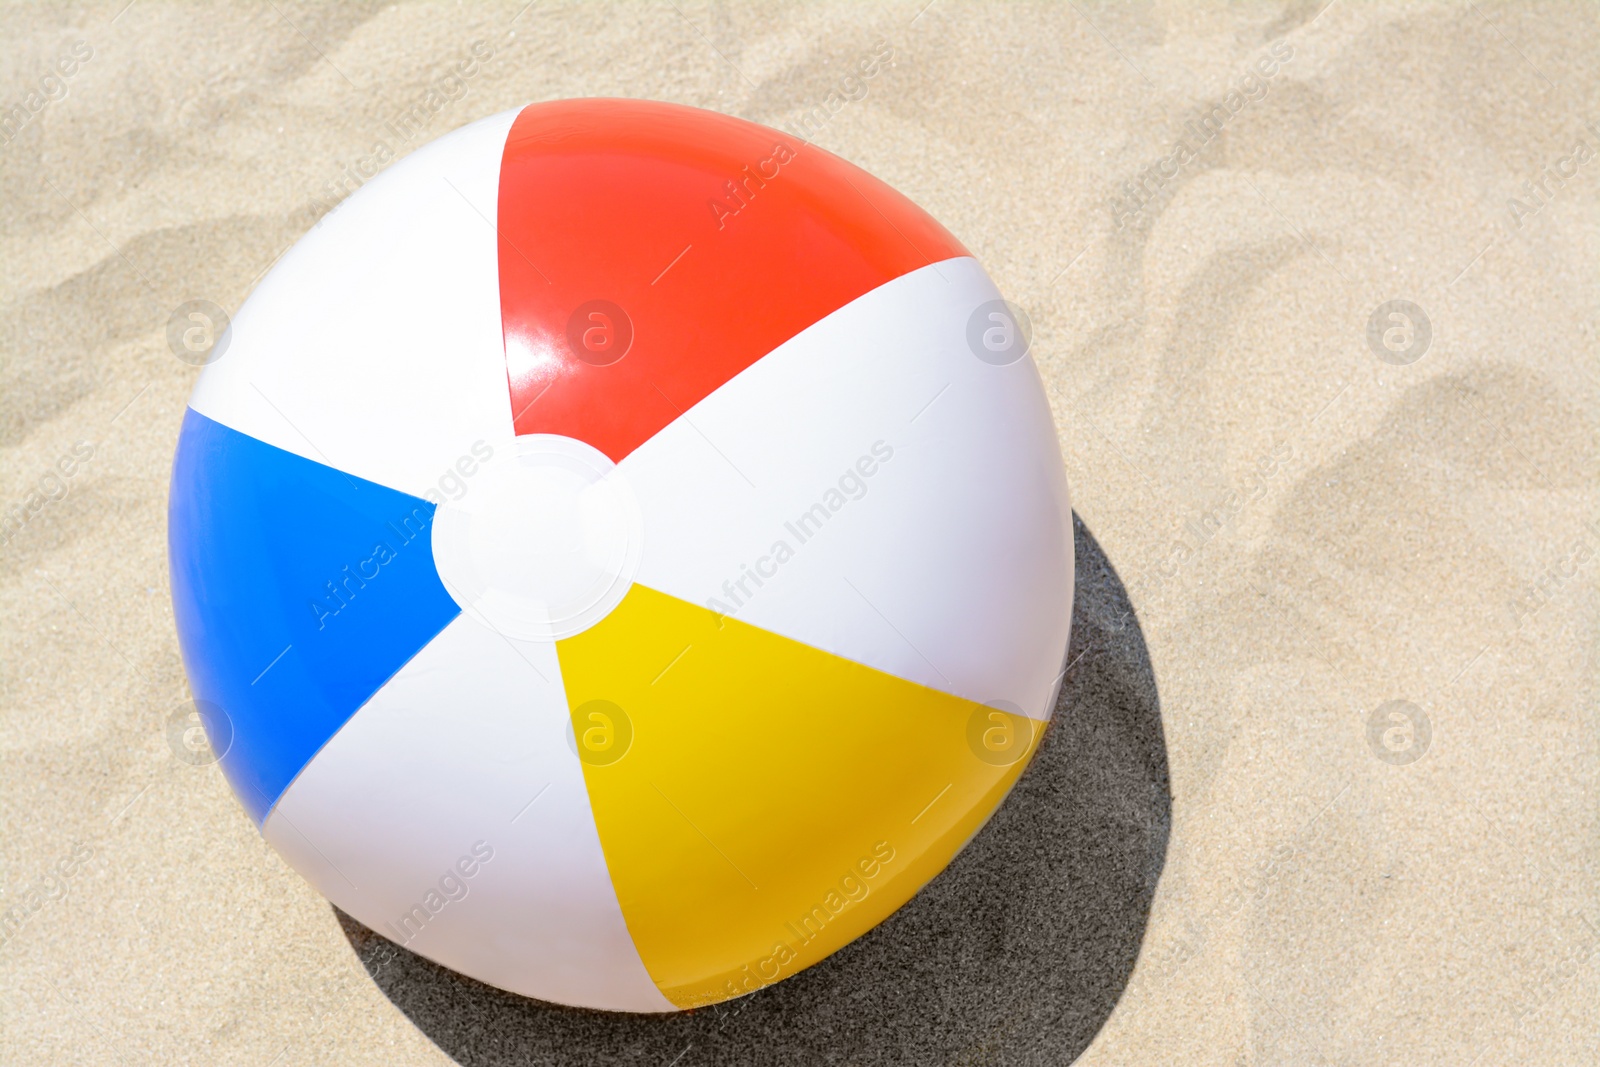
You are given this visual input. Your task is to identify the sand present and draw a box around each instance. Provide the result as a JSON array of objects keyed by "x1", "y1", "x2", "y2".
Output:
[{"x1": 2, "y1": 1, "x2": 1596, "y2": 1063}]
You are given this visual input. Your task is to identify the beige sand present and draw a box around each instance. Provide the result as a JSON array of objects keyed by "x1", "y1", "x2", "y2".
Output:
[{"x1": 2, "y1": 1, "x2": 1596, "y2": 1063}]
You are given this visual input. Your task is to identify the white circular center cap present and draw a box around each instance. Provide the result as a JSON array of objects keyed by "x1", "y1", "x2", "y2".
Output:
[{"x1": 432, "y1": 435, "x2": 641, "y2": 641}]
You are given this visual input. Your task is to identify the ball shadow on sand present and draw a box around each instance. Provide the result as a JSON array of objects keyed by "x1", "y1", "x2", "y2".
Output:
[{"x1": 336, "y1": 513, "x2": 1169, "y2": 1065}]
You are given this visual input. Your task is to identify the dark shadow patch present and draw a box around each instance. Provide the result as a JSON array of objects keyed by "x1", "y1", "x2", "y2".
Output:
[{"x1": 337, "y1": 513, "x2": 1169, "y2": 1066}]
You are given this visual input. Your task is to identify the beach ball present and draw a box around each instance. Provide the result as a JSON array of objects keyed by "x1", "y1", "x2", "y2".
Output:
[{"x1": 168, "y1": 99, "x2": 1073, "y2": 1011}]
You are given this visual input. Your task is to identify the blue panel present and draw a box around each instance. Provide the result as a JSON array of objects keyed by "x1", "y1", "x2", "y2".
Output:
[{"x1": 169, "y1": 408, "x2": 461, "y2": 825}]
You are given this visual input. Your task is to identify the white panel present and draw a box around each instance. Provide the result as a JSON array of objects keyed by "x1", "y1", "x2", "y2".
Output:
[
  {"x1": 263, "y1": 612, "x2": 674, "y2": 1012},
  {"x1": 188, "y1": 108, "x2": 522, "y2": 498},
  {"x1": 620, "y1": 257, "x2": 1074, "y2": 720}
]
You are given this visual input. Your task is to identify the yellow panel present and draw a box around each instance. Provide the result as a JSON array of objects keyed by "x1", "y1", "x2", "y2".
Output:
[{"x1": 555, "y1": 583, "x2": 1044, "y2": 1008}]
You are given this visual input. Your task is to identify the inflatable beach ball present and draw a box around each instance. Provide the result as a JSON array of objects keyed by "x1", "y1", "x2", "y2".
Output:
[{"x1": 169, "y1": 99, "x2": 1073, "y2": 1011}]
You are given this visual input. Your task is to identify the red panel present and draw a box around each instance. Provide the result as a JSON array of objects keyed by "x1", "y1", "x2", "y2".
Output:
[{"x1": 495, "y1": 99, "x2": 968, "y2": 462}]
